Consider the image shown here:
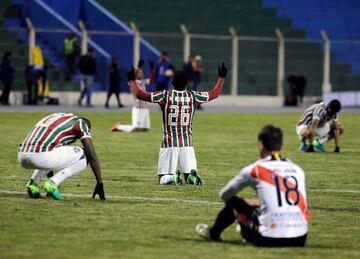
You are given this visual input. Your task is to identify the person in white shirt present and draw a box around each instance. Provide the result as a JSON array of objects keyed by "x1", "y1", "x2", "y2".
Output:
[{"x1": 196, "y1": 125, "x2": 309, "y2": 247}]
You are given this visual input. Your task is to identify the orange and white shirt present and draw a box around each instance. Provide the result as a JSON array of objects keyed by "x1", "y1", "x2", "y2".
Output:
[{"x1": 220, "y1": 155, "x2": 309, "y2": 238}]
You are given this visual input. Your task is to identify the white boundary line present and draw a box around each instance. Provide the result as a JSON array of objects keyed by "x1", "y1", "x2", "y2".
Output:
[
  {"x1": 0, "y1": 189, "x2": 359, "y2": 204},
  {"x1": 0, "y1": 189, "x2": 223, "y2": 205}
]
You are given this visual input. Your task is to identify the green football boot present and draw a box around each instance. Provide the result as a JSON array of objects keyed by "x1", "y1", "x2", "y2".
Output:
[
  {"x1": 313, "y1": 139, "x2": 325, "y2": 152},
  {"x1": 186, "y1": 170, "x2": 203, "y2": 186},
  {"x1": 26, "y1": 179, "x2": 41, "y2": 199},
  {"x1": 173, "y1": 170, "x2": 183, "y2": 186},
  {"x1": 43, "y1": 180, "x2": 64, "y2": 201}
]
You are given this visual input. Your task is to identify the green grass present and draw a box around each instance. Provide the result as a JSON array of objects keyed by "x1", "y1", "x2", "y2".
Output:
[{"x1": 0, "y1": 112, "x2": 359, "y2": 258}]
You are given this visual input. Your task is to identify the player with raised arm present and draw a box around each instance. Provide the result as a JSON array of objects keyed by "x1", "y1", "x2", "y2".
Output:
[
  {"x1": 126, "y1": 62, "x2": 227, "y2": 185},
  {"x1": 296, "y1": 99, "x2": 343, "y2": 152},
  {"x1": 196, "y1": 125, "x2": 309, "y2": 246},
  {"x1": 18, "y1": 113, "x2": 105, "y2": 200}
]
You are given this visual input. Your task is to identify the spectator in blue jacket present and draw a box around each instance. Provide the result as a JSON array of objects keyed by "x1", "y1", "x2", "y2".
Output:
[
  {"x1": 0, "y1": 51, "x2": 14, "y2": 105},
  {"x1": 154, "y1": 51, "x2": 175, "y2": 91}
]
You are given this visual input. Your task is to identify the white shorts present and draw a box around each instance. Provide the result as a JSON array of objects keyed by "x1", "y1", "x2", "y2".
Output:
[
  {"x1": 296, "y1": 122, "x2": 331, "y2": 140},
  {"x1": 18, "y1": 146, "x2": 84, "y2": 172},
  {"x1": 132, "y1": 107, "x2": 150, "y2": 129},
  {"x1": 158, "y1": 147, "x2": 197, "y2": 175}
]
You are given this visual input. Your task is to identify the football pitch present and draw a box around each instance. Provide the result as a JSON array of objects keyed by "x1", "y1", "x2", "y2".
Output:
[{"x1": 0, "y1": 111, "x2": 359, "y2": 258}]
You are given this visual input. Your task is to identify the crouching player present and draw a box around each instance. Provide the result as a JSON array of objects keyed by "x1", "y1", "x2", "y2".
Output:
[
  {"x1": 196, "y1": 125, "x2": 309, "y2": 247},
  {"x1": 296, "y1": 99, "x2": 343, "y2": 152},
  {"x1": 18, "y1": 113, "x2": 105, "y2": 200},
  {"x1": 127, "y1": 63, "x2": 227, "y2": 185}
]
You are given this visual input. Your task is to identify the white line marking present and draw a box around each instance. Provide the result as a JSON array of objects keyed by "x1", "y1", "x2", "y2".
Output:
[
  {"x1": 0, "y1": 189, "x2": 223, "y2": 205},
  {"x1": 0, "y1": 188, "x2": 359, "y2": 205}
]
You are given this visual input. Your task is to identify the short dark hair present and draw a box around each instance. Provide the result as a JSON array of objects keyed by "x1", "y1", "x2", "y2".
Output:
[
  {"x1": 172, "y1": 70, "x2": 187, "y2": 90},
  {"x1": 327, "y1": 99, "x2": 341, "y2": 114},
  {"x1": 80, "y1": 117, "x2": 91, "y2": 129},
  {"x1": 258, "y1": 125, "x2": 283, "y2": 151}
]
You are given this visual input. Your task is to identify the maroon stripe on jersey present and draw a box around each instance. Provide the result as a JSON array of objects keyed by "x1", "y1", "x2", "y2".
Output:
[
  {"x1": 166, "y1": 91, "x2": 172, "y2": 147},
  {"x1": 24, "y1": 127, "x2": 41, "y2": 153},
  {"x1": 177, "y1": 92, "x2": 184, "y2": 147},
  {"x1": 34, "y1": 116, "x2": 73, "y2": 152},
  {"x1": 46, "y1": 129, "x2": 74, "y2": 152},
  {"x1": 298, "y1": 113, "x2": 312, "y2": 126},
  {"x1": 187, "y1": 91, "x2": 193, "y2": 146}
]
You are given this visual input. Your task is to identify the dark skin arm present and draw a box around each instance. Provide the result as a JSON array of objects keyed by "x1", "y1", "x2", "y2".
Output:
[{"x1": 81, "y1": 137, "x2": 102, "y2": 184}]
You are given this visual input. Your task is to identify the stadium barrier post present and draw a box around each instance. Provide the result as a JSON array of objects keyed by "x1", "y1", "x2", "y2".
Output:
[
  {"x1": 276, "y1": 28, "x2": 285, "y2": 98},
  {"x1": 229, "y1": 26, "x2": 238, "y2": 96},
  {"x1": 78, "y1": 20, "x2": 88, "y2": 92},
  {"x1": 25, "y1": 18, "x2": 35, "y2": 65},
  {"x1": 180, "y1": 24, "x2": 191, "y2": 63},
  {"x1": 130, "y1": 22, "x2": 140, "y2": 67},
  {"x1": 321, "y1": 30, "x2": 332, "y2": 93}
]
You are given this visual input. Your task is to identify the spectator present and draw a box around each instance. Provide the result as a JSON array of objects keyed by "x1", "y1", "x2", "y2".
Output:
[
  {"x1": 64, "y1": 32, "x2": 79, "y2": 81},
  {"x1": 192, "y1": 55, "x2": 203, "y2": 92},
  {"x1": 25, "y1": 65, "x2": 35, "y2": 104},
  {"x1": 31, "y1": 46, "x2": 46, "y2": 105},
  {"x1": 154, "y1": 51, "x2": 175, "y2": 91},
  {"x1": 78, "y1": 48, "x2": 96, "y2": 107},
  {"x1": 284, "y1": 75, "x2": 307, "y2": 107},
  {"x1": 105, "y1": 57, "x2": 123, "y2": 108},
  {"x1": 183, "y1": 55, "x2": 195, "y2": 84},
  {"x1": 0, "y1": 51, "x2": 14, "y2": 105}
]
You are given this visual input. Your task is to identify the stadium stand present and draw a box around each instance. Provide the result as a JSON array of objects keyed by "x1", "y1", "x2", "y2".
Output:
[
  {"x1": 1, "y1": 0, "x2": 359, "y2": 98},
  {"x1": 0, "y1": 0, "x2": 80, "y2": 92},
  {"x1": 97, "y1": 0, "x2": 360, "y2": 95},
  {"x1": 263, "y1": 0, "x2": 360, "y2": 91}
]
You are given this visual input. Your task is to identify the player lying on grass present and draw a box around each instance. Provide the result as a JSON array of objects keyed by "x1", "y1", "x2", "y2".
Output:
[
  {"x1": 126, "y1": 62, "x2": 227, "y2": 185},
  {"x1": 111, "y1": 60, "x2": 155, "y2": 132},
  {"x1": 296, "y1": 99, "x2": 343, "y2": 152},
  {"x1": 18, "y1": 113, "x2": 105, "y2": 201},
  {"x1": 196, "y1": 125, "x2": 309, "y2": 247}
]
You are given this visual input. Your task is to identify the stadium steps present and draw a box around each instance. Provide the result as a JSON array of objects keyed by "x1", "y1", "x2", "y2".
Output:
[
  {"x1": 263, "y1": 0, "x2": 360, "y2": 90},
  {"x1": 0, "y1": 0, "x2": 78, "y2": 92},
  {"x1": 97, "y1": 0, "x2": 358, "y2": 95}
]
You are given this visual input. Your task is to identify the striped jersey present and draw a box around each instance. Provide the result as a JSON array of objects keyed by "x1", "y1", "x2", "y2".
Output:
[
  {"x1": 19, "y1": 113, "x2": 91, "y2": 153},
  {"x1": 151, "y1": 89, "x2": 209, "y2": 148},
  {"x1": 297, "y1": 102, "x2": 338, "y2": 127},
  {"x1": 220, "y1": 155, "x2": 309, "y2": 238}
]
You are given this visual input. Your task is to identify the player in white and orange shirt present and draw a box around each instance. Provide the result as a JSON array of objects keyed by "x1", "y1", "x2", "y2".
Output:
[
  {"x1": 18, "y1": 113, "x2": 105, "y2": 200},
  {"x1": 126, "y1": 62, "x2": 228, "y2": 185},
  {"x1": 196, "y1": 125, "x2": 309, "y2": 247}
]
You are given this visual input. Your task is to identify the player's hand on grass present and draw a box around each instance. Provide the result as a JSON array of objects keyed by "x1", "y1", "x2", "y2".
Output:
[
  {"x1": 126, "y1": 67, "x2": 136, "y2": 81},
  {"x1": 92, "y1": 183, "x2": 105, "y2": 200},
  {"x1": 218, "y1": 62, "x2": 227, "y2": 78}
]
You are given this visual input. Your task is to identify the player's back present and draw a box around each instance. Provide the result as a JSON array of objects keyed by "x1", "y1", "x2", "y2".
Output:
[
  {"x1": 298, "y1": 102, "x2": 326, "y2": 126},
  {"x1": 19, "y1": 113, "x2": 87, "y2": 153},
  {"x1": 251, "y1": 156, "x2": 309, "y2": 238}
]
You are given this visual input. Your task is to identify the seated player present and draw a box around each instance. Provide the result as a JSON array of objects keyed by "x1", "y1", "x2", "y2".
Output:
[
  {"x1": 111, "y1": 60, "x2": 154, "y2": 132},
  {"x1": 126, "y1": 62, "x2": 227, "y2": 185},
  {"x1": 18, "y1": 113, "x2": 105, "y2": 200},
  {"x1": 196, "y1": 125, "x2": 309, "y2": 247},
  {"x1": 296, "y1": 99, "x2": 343, "y2": 152}
]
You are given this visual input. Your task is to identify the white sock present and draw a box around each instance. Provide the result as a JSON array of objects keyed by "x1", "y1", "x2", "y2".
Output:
[
  {"x1": 50, "y1": 157, "x2": 87, "y2": 186},
  {"x1": 159, "y1": 174, "x2": 174, "y2": 185},
  {"x1": 117, "y1": 124, "x2": 135, "y2": 132},
  {"x1": 31, "y1": 170, "x2": 50, "y2": 184}
]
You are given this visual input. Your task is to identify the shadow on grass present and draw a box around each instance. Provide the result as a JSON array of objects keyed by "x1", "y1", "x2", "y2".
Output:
[{"x1": 160, "y1": 235, "x2": 243, "y2": 246}]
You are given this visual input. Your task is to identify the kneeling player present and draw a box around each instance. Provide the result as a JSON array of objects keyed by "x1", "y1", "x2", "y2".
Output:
[
  {"x1": 296, "y1": 99, "x2": 343, "y2": 152},
  {"x1": 127, "y1": 63, "x2": 227, "y2": 185},
  {"x1": 18, "y1": 113, "x2": 105, "y2": 200},
  {"x1": 196, "y1": 125, "x2": 309, "y2": 247}
]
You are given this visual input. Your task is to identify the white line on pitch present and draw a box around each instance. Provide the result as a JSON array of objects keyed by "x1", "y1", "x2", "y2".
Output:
[{"x1": 0, "y1": 189, "x2": 223, "y2": 205}]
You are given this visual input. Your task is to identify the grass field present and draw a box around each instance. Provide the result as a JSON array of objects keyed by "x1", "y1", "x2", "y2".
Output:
[{"x1": 0, "y1": 111, "x2": 359, "y2": 259}]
